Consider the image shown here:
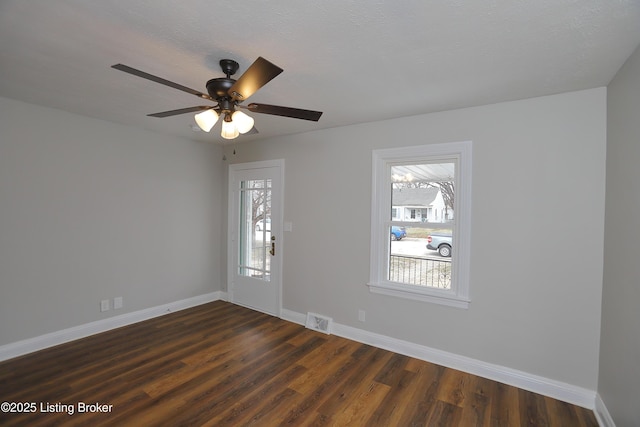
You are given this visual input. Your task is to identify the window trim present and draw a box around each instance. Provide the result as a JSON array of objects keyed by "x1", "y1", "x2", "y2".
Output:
[{"x1": 368, "y1": 141, "x2": 472, "y2": 309}]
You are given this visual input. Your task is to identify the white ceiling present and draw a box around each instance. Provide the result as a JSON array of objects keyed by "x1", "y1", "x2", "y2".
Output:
[{"x1": 1, "y1": 1, "x2": 639, "y2": 144}]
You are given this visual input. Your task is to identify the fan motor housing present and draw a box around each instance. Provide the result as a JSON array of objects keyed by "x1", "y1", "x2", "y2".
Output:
[{"x1": 206, "y1": 78, "x2": 235, "y2": 99}]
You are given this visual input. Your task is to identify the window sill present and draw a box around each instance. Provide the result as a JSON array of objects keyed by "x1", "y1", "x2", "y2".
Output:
[{"x1": 367, "y1": 281, "x2": 470, "y2": 309}]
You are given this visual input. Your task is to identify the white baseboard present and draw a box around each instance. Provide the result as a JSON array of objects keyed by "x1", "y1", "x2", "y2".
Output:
[
  {"x1": 281, "y1": 308, "x2": 307, "y2": 325},
  {"x1": 0, "y1": 291, "x2": 226, "y2": 362},
  {"x1": 281, "y1": 308, "x2": 597, "y2": 410},
  {"x1": 594, "y1": 394, "x2": 615, "y2": 427}
]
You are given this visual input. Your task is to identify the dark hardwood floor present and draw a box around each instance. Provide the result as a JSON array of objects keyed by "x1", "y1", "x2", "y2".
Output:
[{"x1": 0, "y1": 301, "x2": 598, "y2": 426}]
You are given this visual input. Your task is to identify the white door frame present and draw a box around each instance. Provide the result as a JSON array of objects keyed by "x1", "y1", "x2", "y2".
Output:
[{"x1": 227, "y1": 159, "x2": 284, "y2": 316}]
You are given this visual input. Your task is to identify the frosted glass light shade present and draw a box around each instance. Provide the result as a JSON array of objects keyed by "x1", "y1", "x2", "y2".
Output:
[
  {"x1": 194, "y1": 109, "x2": 219, "y2": 132},
  {"x1": 232, "y1": 110, "x2": 255, "y2": 134},
  {"x1": 221, "y1": 119, "x2": 239, "y2": 139}
]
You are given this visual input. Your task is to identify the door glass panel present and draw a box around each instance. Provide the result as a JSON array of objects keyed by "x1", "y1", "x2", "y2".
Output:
[{"x1": 238, "y1": 179, "x2": 272, "y2": 281}]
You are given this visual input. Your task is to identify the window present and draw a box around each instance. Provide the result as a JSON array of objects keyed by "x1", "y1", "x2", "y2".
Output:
[{"x1": 368, "y1": 141, "x2": 472, "y2": 308}]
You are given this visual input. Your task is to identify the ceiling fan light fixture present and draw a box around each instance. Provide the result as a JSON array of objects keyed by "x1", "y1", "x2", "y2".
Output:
[
  {"x1": 221, "y1": 118, "x2": 239, "y2": 139},
  {"x1": 112, "y1": 57, "x2": 323, "y2": 141},
  {"x1": 232, "y1": 110, "x2": 255, "y2": 134},
  {"x1": 194, "y1": 109, "x2": 219, "y2": 132}
]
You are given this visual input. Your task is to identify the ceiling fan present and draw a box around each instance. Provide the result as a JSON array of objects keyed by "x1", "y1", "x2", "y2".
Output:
[{"x1": 111, "y1": 57, "x2": 323, "y2": 140}]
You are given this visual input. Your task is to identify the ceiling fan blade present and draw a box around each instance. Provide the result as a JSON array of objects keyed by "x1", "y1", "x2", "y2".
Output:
[
  {"x1": 147, "y1": 106, "x2": 214, "y2": 118},
  {"x1": 112, "y1": 64, "x2": 212, "y2": 101},
  {"x1": 247, "y1": 103, "x2": 323, "y2": 121},
  {"x1": 228, "y1": 57, "x2": 283, "y2": 101}
]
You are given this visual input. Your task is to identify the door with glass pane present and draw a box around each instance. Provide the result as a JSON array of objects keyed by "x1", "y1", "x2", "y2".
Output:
[{"x1": 228, "y1": 160, "x2": 283, "y2": 315}]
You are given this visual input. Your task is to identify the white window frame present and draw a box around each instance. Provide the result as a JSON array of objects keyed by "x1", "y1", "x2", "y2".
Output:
[{"x1": 368, "y1": 141, "x2": 472, "y2": 309}]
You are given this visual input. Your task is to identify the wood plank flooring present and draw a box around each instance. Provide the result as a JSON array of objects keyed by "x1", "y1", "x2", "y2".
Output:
[{"x1": 0, "y1": 301, "x2": 598, "y2": 426}]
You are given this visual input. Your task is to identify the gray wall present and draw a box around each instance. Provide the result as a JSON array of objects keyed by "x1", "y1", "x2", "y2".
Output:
[
  {"x1": 225, "y1": 88, "x2": 607, "y2": 390},
  {"x1": 600, "y1": 44, "x2": 640, "y2": 426},
  {"x1": 0, "y1": 97, "x2": 225, "y2": 345}
]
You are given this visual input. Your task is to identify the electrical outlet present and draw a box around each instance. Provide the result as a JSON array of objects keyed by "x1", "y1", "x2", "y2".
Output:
[
  {"x1": 100, "y1": 299, "x2": 110, "y2": 312},
  {"x1": 358, "y1": 309, "x2": 366, "y2": 322},
  {"x1": 113, "y1": 297, "x2": 123, "y2": 310}
]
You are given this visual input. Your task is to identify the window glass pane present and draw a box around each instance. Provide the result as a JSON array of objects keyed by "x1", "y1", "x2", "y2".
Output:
[
  {"x1": 389, "y1": 227, "x2": 452, "y2": 289},
  {"x1": 389, "y1": 162, "x2": 455, "y2": 290},
  {"x1": 390, "y1": 163, "x2": 455, "y2": 223}
]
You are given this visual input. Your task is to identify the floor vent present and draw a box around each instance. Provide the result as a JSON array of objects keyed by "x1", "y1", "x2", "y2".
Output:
[{"x1": 305, "y1": 312, "x2": 333, "y2": 334}]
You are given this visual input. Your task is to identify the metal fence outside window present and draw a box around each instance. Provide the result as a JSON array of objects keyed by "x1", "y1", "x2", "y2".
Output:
[{"x1": 389, "y1": 255, "x2": 451, "y2": 289}]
